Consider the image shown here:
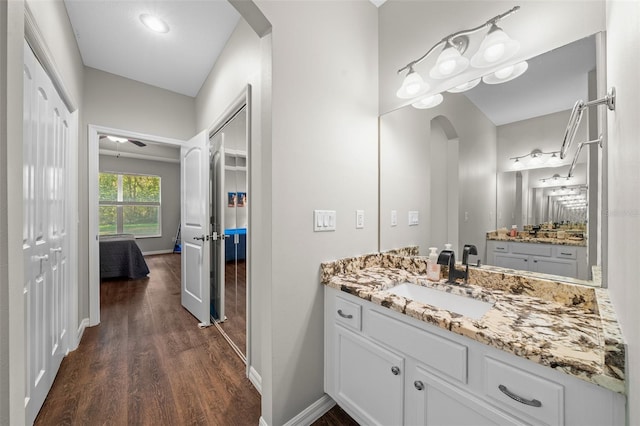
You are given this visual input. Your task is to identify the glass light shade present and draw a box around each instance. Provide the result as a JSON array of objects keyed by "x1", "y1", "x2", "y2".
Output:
[
  {"x1": 107, "y1": 136, "x2": 128, "y2": 143},
  {"x1": 470, "y1": 26, "x2": 520, "y2": 68},
  {"x1": 483, "y1": 61, "x2": 528, "y2": 85},
  {"x1": 140, "y1": 14, "x2": 170, "y2": 33},
  {"x1": 429, "y1": 46, "x2": 469, "y2": 79},
  {"x1": 396, "y1": 70, "x2": 429, "y2": 99},
  {"x1": 411, "y1": 93, "x2": 444, "y2": 109},
  {"x1": 447, "y1": 78, "x2": 481, "y2": 93}
]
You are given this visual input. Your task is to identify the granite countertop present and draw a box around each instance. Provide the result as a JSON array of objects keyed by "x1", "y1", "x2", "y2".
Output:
[
  {"x1": 487, "y1": 231, "x2": 587, "y2": 247},
  {"x1": 320, "y1": 251, "x2": 625, "y2": 394}
]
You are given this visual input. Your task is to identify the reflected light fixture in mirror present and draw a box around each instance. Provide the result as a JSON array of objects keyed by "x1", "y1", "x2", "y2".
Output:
[
  {"x1": 510, "y1": 149, "x2": 562, "y2": 170},
  {"x1": 447, "y1": 78, "x2": 481, "y2": 93},
  {"x1": 107, "y1": 136, "x2": 128, "y2": 143},
  {"x1": 412, "y1": 93, "x2": 444, "y2": 109},
  {"x1": 483, "y1": 61, "x2": 529, "y2": 84}
]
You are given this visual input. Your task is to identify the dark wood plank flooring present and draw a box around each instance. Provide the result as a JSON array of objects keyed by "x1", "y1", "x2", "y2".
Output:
[
  {"x1": 219, "y1": 260, "x2": 247, "y2": 356},
  {"x1": 34, "y1": 253, "x2": 356, "y2": 426}
]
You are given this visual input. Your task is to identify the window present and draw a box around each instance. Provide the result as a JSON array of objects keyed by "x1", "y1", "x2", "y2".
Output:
[{"x1": 99, "y1": 173, "x2": 161, "y2": 237}]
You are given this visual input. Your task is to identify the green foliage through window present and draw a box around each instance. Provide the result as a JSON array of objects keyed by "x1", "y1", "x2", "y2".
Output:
[{"x1": 99, "y1": 173, "x2": 161, "y2": 237}]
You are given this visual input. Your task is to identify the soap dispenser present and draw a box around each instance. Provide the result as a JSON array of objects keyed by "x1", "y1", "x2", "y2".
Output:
[{"x1": 427, "y1": 247, "x2": 441, "y2": 281}]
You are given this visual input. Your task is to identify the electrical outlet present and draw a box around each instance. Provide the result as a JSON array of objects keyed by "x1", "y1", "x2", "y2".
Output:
[
  {"x1": 408, "y1": 211, "x2": 419, "y2": 226},
  {"x1": 391, "y1": 210, "x2": 398, "y2": 227},
  {"x1": 356, "y1": 210, "x2": 364, "y2": 229}
]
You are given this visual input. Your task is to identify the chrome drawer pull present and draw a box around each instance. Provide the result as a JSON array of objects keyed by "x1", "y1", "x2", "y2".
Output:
[
  {"x1": 337, "y1": 309, "x2": 353, "y2": 319},
  {"x1": 391, "y1": 366, "x2": 400, "y2": 375},
  {"x1": 414, "y1": 380, "x2": 424, "y2": 391},
  {"x1": 498, "y1": 384, "x2": 542, "y2": 407},
  {"x1": 560, "y1": 252, "x2": 572, "y2": 256}
]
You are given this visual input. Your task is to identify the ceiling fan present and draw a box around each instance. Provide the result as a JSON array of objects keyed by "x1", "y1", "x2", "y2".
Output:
[{"x1": 100, "y1": 135, "x2": 147, "y2": 147}]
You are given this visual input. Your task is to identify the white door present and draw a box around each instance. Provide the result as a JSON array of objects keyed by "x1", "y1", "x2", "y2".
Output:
[
  {"x1": 180, "y1": 131, "x2": 211, "y2": 324},
  {"x1": 23, "y1": 40, "x2": 71, "y2": 425}
]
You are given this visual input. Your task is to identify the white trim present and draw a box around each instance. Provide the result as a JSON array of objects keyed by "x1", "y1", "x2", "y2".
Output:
[
  {"x1": 248, "y1": 366, "x2": 262, "y2": 394},
  {"x1": 258, "y1": 417, "x2": 269, "y2": 426},
  {"x1": 24, "y1": 3, "x2": 77, "y2": 112},
  {"x1": 88, "y1": 124, "x2": 186, "y2": 326},
  {"x1": 67, "y1": 110, "x2": 80, "y2": 352},
  {"x1": 141, "y1": 249, "x2": 174, "y2": 256},
  {"x1": 75, "y1": 318, "x2": 90, "y2": 349},
  {"x1": 98, "y1": 149, "x2": 180, "y2": 164},
  {"x1": 282, "y1": 395, "x2": 336, "y2": 426}
]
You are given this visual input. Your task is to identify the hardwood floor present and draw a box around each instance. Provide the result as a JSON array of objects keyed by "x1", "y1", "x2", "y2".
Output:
[
  {"x1": 218, "y1": 260, "x2": 247, "y2": 356},
  {"x1": 34, "y1": 253, "x2": 356, "y2": 426}
]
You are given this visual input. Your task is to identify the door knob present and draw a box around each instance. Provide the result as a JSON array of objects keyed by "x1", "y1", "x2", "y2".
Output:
[{"x1": 193, "y1": 235, "x2": 205, "y2": 241}]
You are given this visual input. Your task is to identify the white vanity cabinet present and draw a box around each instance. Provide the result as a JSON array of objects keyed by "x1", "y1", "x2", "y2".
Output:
[
  {"x1": 324, "y1": 287, "x2": 625, "y2": 426},
  {"x1": 486, "y1": 240, "x2": 588, "y2": 280}
]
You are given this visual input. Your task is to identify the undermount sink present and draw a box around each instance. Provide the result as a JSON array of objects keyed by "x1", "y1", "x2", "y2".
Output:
[{"x1": 386, "y1": 283, "x2": 494, "y2": 320}]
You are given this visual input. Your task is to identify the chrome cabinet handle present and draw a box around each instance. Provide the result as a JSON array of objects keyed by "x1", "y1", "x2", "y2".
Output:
[
  {"x1": 391, "y1": 366, "x2": 400, "y2": 375},
  {"x1": 414, "y1": 380, "x2": 424, "y2": 391},
  {"x1": 337, "y1": 309, "x2": 353, "y2": 319},
  {"x1": 35, "y1": 254, "x2": 49, "y2": 261},
  {"x1": 50, "y1": 247, "x2": 63, "y2": 253},
  {"x1": 560, "y1": 252, "x2": 572, "y2": 256},
  {"x1": 498, "y1": 384, "x2": 542, "y2": 407}
]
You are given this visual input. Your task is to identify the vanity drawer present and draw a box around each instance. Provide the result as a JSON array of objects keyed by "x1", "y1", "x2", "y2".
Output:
[
  {"x1": 555, "y1": 246, "x2": 578, "y2": 260},
  {"x1": 492, "y1": 243, "x2": 509, "y2": 252},
  {"x1": 484, "y1": 357, "x2": 564, "y2": 425},
  {"x1": 335, "y1": 296, "x2": 362, "y2": 331},
  {"x1": 366, "y1": 310, "x2": 467, "y2": 384},
  {"x1": 511, "y1": 242, "x2": 552, "y2": 257}
]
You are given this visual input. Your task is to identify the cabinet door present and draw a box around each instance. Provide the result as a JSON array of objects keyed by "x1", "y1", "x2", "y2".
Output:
[
  {"x1": 335, "y1": 326, "x2": 405, "y2": 426},
  {"x1": 531, "y1": 257, "x2": 577, "y2": 278},
  {"x1": 406, "y1": 362, "x2": 523, "y2": 426},
  {"x1": 494, "y1": 254, "x2": 530, "y2": 271}
]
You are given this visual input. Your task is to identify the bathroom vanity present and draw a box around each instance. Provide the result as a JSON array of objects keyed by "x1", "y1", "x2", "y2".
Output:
[{"x1": 322, "y1": 253, "x2": 625, "y2": 426}]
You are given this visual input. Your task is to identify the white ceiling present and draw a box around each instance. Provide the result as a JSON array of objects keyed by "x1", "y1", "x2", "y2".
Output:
[{"x1": 64, "y1": 0, "x2": 240, "y2": 97}]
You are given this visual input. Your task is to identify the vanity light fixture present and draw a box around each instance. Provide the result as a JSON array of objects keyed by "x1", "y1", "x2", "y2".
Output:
[
  {"x1": 396, "y1": 65, "x2": 429, "y2": 99},
  {"x1": 396, "y1": 6, "x2": 521, "y2": 106},
  {"x1": 483, "y1": 61, "x2": 528, "y2": 84},
  {"x1": 447, "y1": 78, "x2": 481, "y2": 93},
  {"x1": 540, "y1": 173, "x2": 570, "y2": 183},
  {"x1": 140, "y1": 13, "x2": 170, "y2": 34},
  {"x1": 412, "y1": 93, "x2": 444, "y2": 109},
  {"x1": 510, "y1": 149, "x2": 561, "y2": 169}
]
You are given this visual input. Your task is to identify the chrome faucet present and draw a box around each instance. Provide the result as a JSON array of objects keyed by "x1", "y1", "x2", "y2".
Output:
[{"x1": 438, "y1": 245, "x2": 479, "y2": 284}]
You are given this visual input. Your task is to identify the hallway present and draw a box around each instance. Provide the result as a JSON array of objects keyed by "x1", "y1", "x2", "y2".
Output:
[{"x1": 35, "y1": 254, "x2": 261, "y2": 425}]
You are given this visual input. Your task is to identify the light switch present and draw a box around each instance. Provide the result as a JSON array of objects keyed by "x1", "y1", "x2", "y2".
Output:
[
  {"x1": 356, "y1": 210, "x2": 364, "y2": 229},
  {"x1": 314, "y1": 210, "x2": 336, "y2": 232},
  {"x1": 408, "y1": 211, "x2": 419, "y2": 226},
  {"x1": 391, "y1": 210, "x2": 398, "y2": 227}
]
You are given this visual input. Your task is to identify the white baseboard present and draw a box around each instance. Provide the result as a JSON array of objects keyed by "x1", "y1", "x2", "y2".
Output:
[
  {"x1": 249, "y1": 366, "x2": 262, "y2": 394},
  {"x1": 283, "y1": 394, "x2": 336, "y2": 426},
  {"x1": 258, "y1": 417, "x2": 269, "y2": 426},
  {"x1": 76, "y1": 318, "x2": 90, "y2": 348},
  {"x1": 142, "y1": 249, "x2": 175, "y2": 256}
]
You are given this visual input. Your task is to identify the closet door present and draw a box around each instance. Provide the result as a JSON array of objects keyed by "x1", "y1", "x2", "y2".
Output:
[{"x1": 23, "y1": 40, "x2": 72, "y2": 425}]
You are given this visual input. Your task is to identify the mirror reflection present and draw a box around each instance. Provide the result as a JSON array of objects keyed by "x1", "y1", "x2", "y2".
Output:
[{"x1": 380, "y1": 34, "x2": 599, "y2": 283}]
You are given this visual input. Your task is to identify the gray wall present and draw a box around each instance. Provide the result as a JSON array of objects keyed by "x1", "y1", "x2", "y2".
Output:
[
  {"x1": 606, "y1": 0, "x2": 640, "y2": 422},
  {"x1": 254, "y1": 2, "x2": 379, "y2": 424},
  {"x1": 99, "y1": 155, "x2": 180, "y2": 254},
  {"x1": 80, "y1": 67, "x2": 196, "y2": 320}
]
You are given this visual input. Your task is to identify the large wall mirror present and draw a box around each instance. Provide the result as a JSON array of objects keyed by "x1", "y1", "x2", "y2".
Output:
[{"x1": 380, "y1": 33, "x2": 604, "y2": 286}]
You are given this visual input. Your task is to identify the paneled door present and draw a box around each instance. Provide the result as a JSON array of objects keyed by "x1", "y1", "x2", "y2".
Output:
[
  {"x1": 23, "y1": 40, "x2": 71, "y2": 424},
  {"x1": 180, "y1": 130, "x2": 211, "y2": 325}
]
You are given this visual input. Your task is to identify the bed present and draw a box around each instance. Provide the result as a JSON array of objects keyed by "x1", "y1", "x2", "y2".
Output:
[{"x1": 99, "y1": 234, "x2": 150, "y2": 279}]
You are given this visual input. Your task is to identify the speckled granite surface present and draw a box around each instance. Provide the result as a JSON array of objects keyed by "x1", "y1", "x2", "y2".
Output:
[
  {"x1": 487, "y1": 231, "x2": 587, "y2": 247},
  {"x1": 320, "y1": 253, "x2": 625, "y2": 394}
]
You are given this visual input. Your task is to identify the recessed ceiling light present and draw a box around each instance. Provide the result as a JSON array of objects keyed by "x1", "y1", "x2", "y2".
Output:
[{"x1": 140, "y1": 14, "x2": 170, "y2": 33}]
